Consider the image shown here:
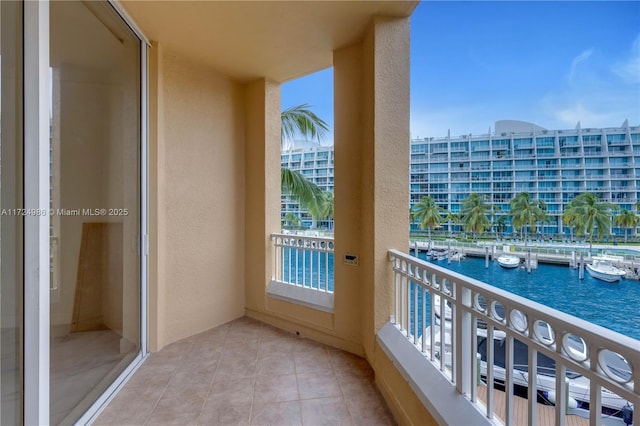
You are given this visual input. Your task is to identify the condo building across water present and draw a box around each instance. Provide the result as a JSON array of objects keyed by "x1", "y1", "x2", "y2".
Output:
[{"x1": 282, "y1": 119, "x2": 640, "y2": 236}]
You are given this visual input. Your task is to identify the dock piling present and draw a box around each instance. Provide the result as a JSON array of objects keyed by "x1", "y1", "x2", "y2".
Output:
[
  {"x1": 485, "y1": 246, "x2": 489, "y2": 268},
  {"x1": 579, "y1": 254, "x2": 585, "y2": 279}
]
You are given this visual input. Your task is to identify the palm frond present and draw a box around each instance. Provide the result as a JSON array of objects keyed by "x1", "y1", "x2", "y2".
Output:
[
  {"x1": 281, "y1": 104, "x2": 329, "y2": 145},
  {"x1": 281, "y1": 168, "x2": 324, "y2": 218}
]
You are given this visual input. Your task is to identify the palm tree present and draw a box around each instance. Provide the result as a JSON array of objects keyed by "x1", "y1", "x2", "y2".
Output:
[
  {"x1": 614, "y1": 209, "x2": 639, "y2": 243},
  {"x1": 494, "y1": 215, "x2": 509, "y2": 235},
  {"x1": 280, "y1": 104, "x2": 329, "y2": 226},
  {"x1": 460, "y1": 193, "x2": 491, "y2": 240},
  {"x1": 563, "y1": 197, "x2": 580, "y2": 241},
  {"x1": 445, "y1": 211, "x2": 459, "y2": 236},
  {"x1": 318, "y1": 191, "x2": 334, "y2": 229},
  {"x1": 509, "y1": 192, "x2": 547, "y2": 245},
  {"x1": 537, "y1": 206, "x2": 551, "y2": 240},
  {"x1": 411, "y1": 196, "x2": 444, "y2": 242},
  {"x1": 282, "y1": 211, "x2": 301, "y2": 228},
  {"x1": 563, "y1": 193, "x2": 618, "y2": 250}
]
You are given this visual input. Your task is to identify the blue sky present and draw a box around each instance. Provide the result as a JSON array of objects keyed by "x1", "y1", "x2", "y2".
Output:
[{"x1": 282, "y1": 1, "x2": 640, "y2": 143}]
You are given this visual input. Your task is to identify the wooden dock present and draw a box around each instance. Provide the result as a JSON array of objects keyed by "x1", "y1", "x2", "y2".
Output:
[
  {"x1": 476, "y1": 384, "x2": 589, "y2": 426},
  {"x1": 416, "y1": 241, "x2": 640, "y2": 277}
]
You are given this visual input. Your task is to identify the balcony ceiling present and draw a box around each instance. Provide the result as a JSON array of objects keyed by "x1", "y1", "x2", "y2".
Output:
[{"x1": 121, "y1": 1, "x2": 419, "y2": 83}]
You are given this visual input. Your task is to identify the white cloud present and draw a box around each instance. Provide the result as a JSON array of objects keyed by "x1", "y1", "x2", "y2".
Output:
[
  {"x1": 540, "y1": 89, "x2": 639, "y2": 129},
  {"x1": 553, "y1": 103, "x2": 615, "y2": 128},
  {"x1": 569, "y1": 49, "x2": 593, "y2": 84},
  {"x1": 612, "y1": 34, "x2": 640, "y2": 85}
]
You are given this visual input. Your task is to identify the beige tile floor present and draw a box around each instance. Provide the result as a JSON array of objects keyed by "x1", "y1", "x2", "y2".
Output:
[{"x1": 94, "y1": 317, "x2": 395, "y2": 426}]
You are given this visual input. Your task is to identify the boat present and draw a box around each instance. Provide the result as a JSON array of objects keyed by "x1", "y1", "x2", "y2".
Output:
[
  {"x1": 449, "y1": 251, "x2": 466, "y2": 261},
  {"x1": 421, "y1": 319, "x2": 633, "y2": 421},
  {"x1": 586, "y1": 259, "x2": 626, "y2": 283},
  {"x1": 497, "y1": 254, "x2": 520, "y2": 269},
  {"x1": 427, "y1": 248, "x2": 448, "y2": 261},
  {"x1": 593, "y1": 254, "x2": 625, "y2": 263}
]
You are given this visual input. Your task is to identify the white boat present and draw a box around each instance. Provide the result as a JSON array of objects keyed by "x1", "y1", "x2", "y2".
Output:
[
  {"x1": 497, "y1": 254, "x2": 520, "y2": 269},
  {"x1": 449, "y1": 251, "x2": 465, "y2": 261},
  {"x1": 593, "y1": 254, "x2": 625, "y2": 262},
  {"x1": 427, "y1": 248, "x2": 448, "y2": 261},
  {"x1": 586, "y1": 259, "x2": 626, "y2": 283},
  {"x1": 421, "y1": 319, "x2": 633, "y2": 421}
]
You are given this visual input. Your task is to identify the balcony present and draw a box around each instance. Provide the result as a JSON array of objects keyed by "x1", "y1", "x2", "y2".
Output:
[
  {"x1": 259, "y1": 235, "x2": 640, "y2": 426},
  {"x1": 95, "y1": 317, "x2": 393, "y2": 425}
]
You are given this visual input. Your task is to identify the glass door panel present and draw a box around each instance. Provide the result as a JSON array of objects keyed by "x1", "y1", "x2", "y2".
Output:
[{"x1": 49, "y1": 2, "x2": 141, "y2": 423}]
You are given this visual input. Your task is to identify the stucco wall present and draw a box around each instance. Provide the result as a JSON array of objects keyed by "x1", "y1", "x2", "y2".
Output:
[
  {"x1": 333, "y1": 43, "x2": 365, "y2": 347},
  {"x1": 243, "y1": 79, "x2": 280, "y2": 316},
  {"x1": 375, "y1": 342, "x2": 438, "y2": 426},
  {"x1": 152, "y1": 46, "x2": 246, "y2": 348}
]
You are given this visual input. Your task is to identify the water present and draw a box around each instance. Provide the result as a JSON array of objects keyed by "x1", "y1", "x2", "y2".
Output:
[
  {"x1": 420, "y1": 253, "x2": 640, "y2": 341},
  {"x1": 281, "y1": 249, "x2": 334, "y2": 292},
  {"x1": 283, "y1": 248, "x2": 640, "y2": 341}
]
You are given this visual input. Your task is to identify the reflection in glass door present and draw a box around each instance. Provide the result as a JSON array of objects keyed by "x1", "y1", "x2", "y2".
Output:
[
  {"x1": 49, "y1": 2, "x2": 141, "y2": 423},
  {"x1": 0, "y1": 1, "x2": 23, "y2": 424}
]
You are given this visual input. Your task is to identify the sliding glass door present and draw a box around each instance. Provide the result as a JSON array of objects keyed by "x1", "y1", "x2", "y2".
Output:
[
  {"x1": 48, "y1": 1, "x2": 142, "y2": 424},
  {"x1": 3, "y1": 2, "x2": 145, "y2": 422}
]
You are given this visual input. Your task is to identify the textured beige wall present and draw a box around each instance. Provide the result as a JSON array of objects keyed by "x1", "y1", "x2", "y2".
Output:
[
  {"x1": 151, "y1": 46, "x2": 246, "y2": 348},
  {"x1": 361, "y1": 16, "x2": 411, "y2": 359},
  {"x1": 372, "y1": 15, "x2": 411, "y2": 342},
  {"x1": 148, "y1": 42, "x2": 163, "y2": 351},
  {"x1": 333, "y1": 43, "x2": 364, "y2": 347},
  {"x1": 375, "y1": 343, "x2": 438, "y2": 426},
  {"x1": 243, "y1": 79, "x2": 280, "y2": 315}
]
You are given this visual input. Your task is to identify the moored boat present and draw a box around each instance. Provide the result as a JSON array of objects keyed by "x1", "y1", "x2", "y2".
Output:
[
  {"x1": 586, "y1": 259, "x2": 626, "y2": 283},
  {"x1": 421, "y1": 320, "x2": 633, "y2": 422},
  {"x1": 427, "y1": 248, "x2": 448, "y2": 261},
  {"x1": 497, "y1": 254, "x2": 520, "y2": 269}
]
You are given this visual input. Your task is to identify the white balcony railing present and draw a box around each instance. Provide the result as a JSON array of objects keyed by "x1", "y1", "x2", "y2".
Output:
[
  {"x1": 271, "y1": 233, "x2": 334, "y2": 293},
  {"x1": 388, "y1": 249, "x2": 639, "y2": 425}
]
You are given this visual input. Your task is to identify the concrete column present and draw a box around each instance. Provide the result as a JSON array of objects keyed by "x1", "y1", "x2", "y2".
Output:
[
  {"x1": 334, "y1": 43, "x2": 365, "y2": 347},
  {"x1": 244, "y1": 79, "x2": 281, "y2": 313},
  {"x1": 361, "y1": 16, "x2": 410, "y2": 360}
]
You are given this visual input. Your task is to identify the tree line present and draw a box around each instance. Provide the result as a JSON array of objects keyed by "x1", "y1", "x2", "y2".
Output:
[{"x1": 412, "y1": 192, "x2": 640, "y2": 249}]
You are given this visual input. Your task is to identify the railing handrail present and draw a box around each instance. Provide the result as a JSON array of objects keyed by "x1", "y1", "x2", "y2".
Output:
[
  {"x1": 388, "y1": 248, "x2": 640, "y2": 417},
  {"x1": 271, "y1": 232, "x2": 335, "y2": 247},
  {"x1": 271, "y1": 232, "x2": 334, "y2": 293},
  {"x1": 389, "y1": 248, "x2": 640, "y2": 355}
]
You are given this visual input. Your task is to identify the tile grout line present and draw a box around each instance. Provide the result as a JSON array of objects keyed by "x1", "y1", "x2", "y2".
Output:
[
  {"x1": 247, "y1": 320, "x2": 266, "y2": 425},
  {"x1": 328, "y1": 348, "x2": 357, "y2": 425},
  {"x1": 193, "y1": 326, "x2": 230, "y2": 425},
  {"x1": 294, "y1": 340, "x2": 304, "y2": 426},
  {"x1": 142, "y1": 340, "x2": 194, "y2": 425}
]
